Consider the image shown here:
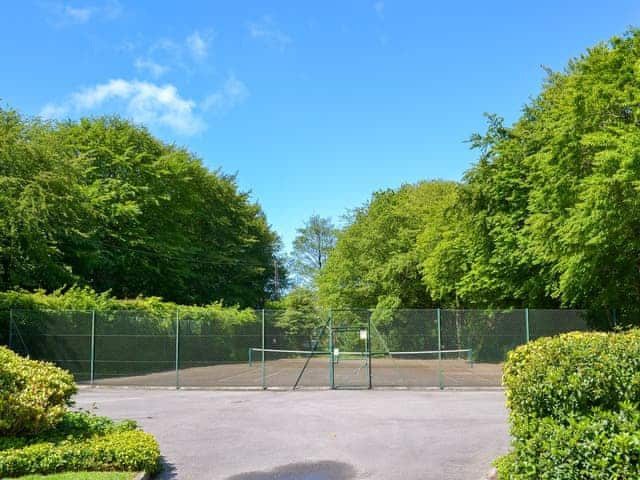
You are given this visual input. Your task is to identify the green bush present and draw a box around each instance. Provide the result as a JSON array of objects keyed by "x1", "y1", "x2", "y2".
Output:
[
  {"x1": 498, "y1": 330, "x2": 640, "y2": 479},
  {"x1": 0, "y1": 411, "x2": 137, "y2": 452},
  {"x1": 502, "y1": 330, "x2": 640, "y2": 422},
  {"x1": 0, "y1": 429, "x2": 161, "y2": 477},
  {"x1": 496, "y1": 402, "x2": 640, "y2": 479},
  {"x1": 0, "y1": 347, "x2": 76, "y2": 436}
]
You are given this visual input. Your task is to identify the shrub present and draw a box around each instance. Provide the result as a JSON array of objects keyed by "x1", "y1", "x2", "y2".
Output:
[
  {"x1": 0, "y1": 411, "x2": 137, "y2": 452},
  {"x1": 496, "y1": 402, "x2": 640, "y2": 479},
  {"x1": 0, "y1": 347, "x2": 76, "y2": 436},
  {"x1": 502, "y1": 330, "x2": 640, "y2": 422},
  {"x1": 498, "y1": 330, "x2": 640, "y2": 479},
  {"x1": 0, "y1": 429, "x2": 161, "y2": 477}
]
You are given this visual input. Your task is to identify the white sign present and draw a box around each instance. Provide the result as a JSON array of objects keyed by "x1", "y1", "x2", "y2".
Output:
[
  {"x1": 360, "y1": 329, "x2": 368, "y2": 340},
  {"x1": 334, "y1": 348, "x2": 340, "y2": 356}
]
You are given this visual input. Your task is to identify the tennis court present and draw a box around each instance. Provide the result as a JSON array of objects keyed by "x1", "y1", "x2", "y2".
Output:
[
  {"x1": 91, "y1": 352, "x2": 503, "y2": 389},
  {"x1": 74, "y1": 387, "x2": 509, "y2": 480},
  {"x1": 5, "y1": 308, "x2": 588, "y2": 389}
]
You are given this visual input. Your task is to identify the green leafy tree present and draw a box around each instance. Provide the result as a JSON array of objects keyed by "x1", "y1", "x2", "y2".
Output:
[
  {"x1": 317, "y1": 180, "x2": 458, "y2": 308},
  {"x1": 290, "y1": 215, "x2": 337, "y2": 286},
  {"x1": 0, "y1": 111, "x2": 284, "y2": 307}
]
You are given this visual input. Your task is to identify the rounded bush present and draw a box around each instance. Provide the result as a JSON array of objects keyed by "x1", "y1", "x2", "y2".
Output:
[
  {"x1": 496, "y1": 403, "x2": 640, "y2": 479},
  {"x1": 502, "y1": 330, "x2": 640, "y2": 422},
  {"x1": 0, "y1": 346, "x2": 76, "y2": 436}
]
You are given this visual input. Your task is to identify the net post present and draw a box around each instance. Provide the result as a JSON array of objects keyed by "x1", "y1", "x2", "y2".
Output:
[
  {"x1": 8, "y1": 309, "x2": 13, "y2": 350},
  {"x1": 329, "y1": 309, "x2": 334, "y2": 389},
  {"x1": 90, "y1": 310, "x2": 96, "y2": 386},
  {"x1": 525, "y1": 308, "x2": 530, "y2": 343},
  {"x1": 175, "y1": 308, "x2": 180, "y2": 390},
  {"x1": 437, "y1": 308, "x2": 443, "y2": 389},
  {"x1": 468, "y1": 348, "x2": 474, "y2": 368},
  {"x1": 261, "y1": 309, "x2": 266, "y2": 390},
  {"x1": 248, "y1": 347, "x2": 253, "y2": 367}
]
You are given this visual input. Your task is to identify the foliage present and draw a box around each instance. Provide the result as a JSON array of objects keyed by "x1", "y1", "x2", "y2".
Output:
[
  {"x1": 317, "y1": 180, "x2": 458, "y2": 308},
  {"x1": 496, "y1": 402, "x2": 640, "y2": 479},
  {"x1": 425, "y1": 30, "x2": 640, "y2": 313},
  {"x1": 0, "y1": 429, "x2": 160, "y2": 477},
  {"x1": 498, "y1": 329, "x2": 640, "y2": 478},
  {"x1": 0, "y1": 412, "x2": 137, "y2": 452},
  {"x1": 289, "y1": 215, "x2": 337, "y2": 287},
  {"x1": 0, "y1": 347, "x2": 76, "y2": 436},
  {"x1": 11, "y1": 472, "x2": 134, "y2": 480},
  {"x1": 0, "y1": 112, "x2": 284, "y2": 307},
  {"x1": 502, "y1": 330, "x2": 640, "y2": 423}
]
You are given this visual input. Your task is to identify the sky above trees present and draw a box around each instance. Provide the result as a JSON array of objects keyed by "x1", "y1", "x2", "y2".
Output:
[{"x1": 1, "y1": 1, "x2": 638, "y2": 249}]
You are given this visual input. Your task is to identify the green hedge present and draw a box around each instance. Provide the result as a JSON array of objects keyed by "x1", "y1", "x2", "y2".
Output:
[
  {"x1": 0, "y1": 412, "x2": 160, "y2": 478},
  {"x1": 0, "y1": 429, "x2": 161, "y2": 477},
  {"x1": 503, "y1": 330, "x2": 640, "y2": 422},
  {"x1": 0, "y1": 412, "x2": 137, "y2": 452},
  {"x1": 0, "y1": 347, "x2": 76, "y2": 436},
  {"x1": 498, "y1": 330, "x2": 640, "y2": 479},
  {"x1": 496, "y1": 402, "x2": 640, "y2": 479}
]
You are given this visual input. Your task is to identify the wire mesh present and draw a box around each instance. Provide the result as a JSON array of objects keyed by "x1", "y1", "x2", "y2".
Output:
[
  {"x1": 8, "y1": 310, "x2": 93, "y2": 381},
  {"x1": 93, "y1": 311, "x2": 176, "y2": 386},
  {"x1": 1, "y1": 308, "x2": 593, "y2": 389}
]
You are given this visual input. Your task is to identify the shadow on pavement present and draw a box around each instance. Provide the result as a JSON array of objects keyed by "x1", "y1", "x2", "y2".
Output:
[{"x1": 225, "y1": 460, "x2": 358, "y2": 480}]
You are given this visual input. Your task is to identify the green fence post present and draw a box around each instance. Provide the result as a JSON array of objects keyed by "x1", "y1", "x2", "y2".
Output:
[
  {"x1": 8, "y1": 309, "x2": 13, "y2": 350},
  {"x1": 367, "y1": 312, "x2": 372, "y2": 390},
  {"x1": 329, "y1": 309, "x2": 334, "y2": 389},
  {"x1": 175, "y1": 308, "x2": 180, "y2": 390},
  {"x1": 525, "y1": 308, "x2": 530, "y2": 343},
  {"x1": 437, "y1": 308, "x2": 443, "y2": 390},
  {"x1": 261, "y1": 309, "x2": 266, "y2": 390},
  {"x1": 90, "y1": 310, "x2": 95, "y2": 386},
  {"x1": 248, "y1": 347, "x2": 253, "y2": 367}
]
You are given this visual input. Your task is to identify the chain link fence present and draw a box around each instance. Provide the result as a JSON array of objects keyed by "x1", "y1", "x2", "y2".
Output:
[{"x1": 3, "y1": 308, "x2": 591, "y2": 389}]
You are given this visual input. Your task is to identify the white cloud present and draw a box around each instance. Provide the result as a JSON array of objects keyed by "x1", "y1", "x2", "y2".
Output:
[
  {"x1": 247, "y1": 16, "x2": 292, "y2": 51},
  {"x1": 373, "y1": 1, "x2": 384, "y2": 18},
  {"x1": 186, "y1": 31, "x2": 210, "y2": 61},
  {"x1": 40, "y1": 79, "x2": 204, "y2": 135},
  {"x1": 134, "y1": 58, "x2": 169, "y2": 78},
  {"x1": 46, "y1": 0, "x2": 122, "y2": 26},
  {"x1": 202, "y1": 75, "x2": 249, "y2": 113}
]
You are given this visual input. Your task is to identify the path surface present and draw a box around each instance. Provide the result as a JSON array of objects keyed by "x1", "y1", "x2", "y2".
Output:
[{"x1": 74, "y1": 388, "x2": 509, "y2": 480}]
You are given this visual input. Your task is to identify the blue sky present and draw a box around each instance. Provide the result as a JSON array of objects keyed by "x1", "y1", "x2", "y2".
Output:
[{"x1": 1, "y1": 1, "x2": 638, "y2": 250}]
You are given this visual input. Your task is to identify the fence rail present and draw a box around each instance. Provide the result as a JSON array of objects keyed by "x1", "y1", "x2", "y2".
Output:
[{"x1": 1, "y1": 308, "x2": 591, "y2": 389}]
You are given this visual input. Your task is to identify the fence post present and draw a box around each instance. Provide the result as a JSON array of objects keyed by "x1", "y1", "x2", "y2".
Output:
[
  {"x1": 525, "y1": 308, "x2": 530, "y2": 343},
  {"x1": 329, "y1": 309, "x2": 334, "y2": 389},
  {"x1": 175, "y1": 308, "x2": 180, "y2": 389},
  {"x1": 437, "y1": 308, "x2": 443, "y2": 390},
  {"x1": 8, "y1": 309, "x2": 13, "y2": 350},
  {"x1": 90, "y1": 310, "x2": 96, "y2": 386},
  {"x1": 261, "y1": 309, "x2": 266, "y2": 390},
  {"x1": 367, "y1": 312, "x2": 372, "y2": 390}
]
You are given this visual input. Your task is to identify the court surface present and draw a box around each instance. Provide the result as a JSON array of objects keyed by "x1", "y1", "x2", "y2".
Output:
[
  {"x1": 74, "y1": 388, "x2": 509, "y2": 480},
  {"x1": 90, "y1": 357, "x2": 503, "y2": 388}
]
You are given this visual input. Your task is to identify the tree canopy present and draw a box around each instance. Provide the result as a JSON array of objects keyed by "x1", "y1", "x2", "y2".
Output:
[
  {"x1": 318, "y1": 29, "x2": 640, "y2": 319},
  {"x1": 289, "y1": 215, "x2": 337, "y2": 287},
  {"x1": 0, "y1": 111, "x2": 283, "y2": 307}
]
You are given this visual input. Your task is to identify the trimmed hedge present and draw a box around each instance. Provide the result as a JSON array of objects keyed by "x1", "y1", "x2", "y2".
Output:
[
  {"x1": 496, "y1": 403, "x2": 640, "y2": 479},
  {"x1": 0, "y1": 429, "x2": 161, "y2": 477},
  {"x1": 498, "y1": 330, "x2": 640, "y2": 479},
  {"x1": 0, "y1": 346, "x2": 76, "y2": 436},
  {"x1": 503, "y1": 330, "x2": 640, "y2": 422},
  {"x1": 0, "y1": 412, "x2": 137, "y2": 452}
]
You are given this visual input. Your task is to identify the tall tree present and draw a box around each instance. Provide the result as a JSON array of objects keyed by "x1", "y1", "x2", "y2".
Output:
[
  {"x1": 0, "y1": 110, "x2": 285, "y2": 307},
  {"x1": 290, "y1": 215, "x2": 337, "y2": 286},
  {"x1": 317, "y1": 181, "x2": 458, "y2": 308}
]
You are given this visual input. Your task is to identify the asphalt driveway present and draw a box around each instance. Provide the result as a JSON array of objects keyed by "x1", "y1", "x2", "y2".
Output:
[{"x1": 74, "y1": 388, "x2": 509, "y2": 480}]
